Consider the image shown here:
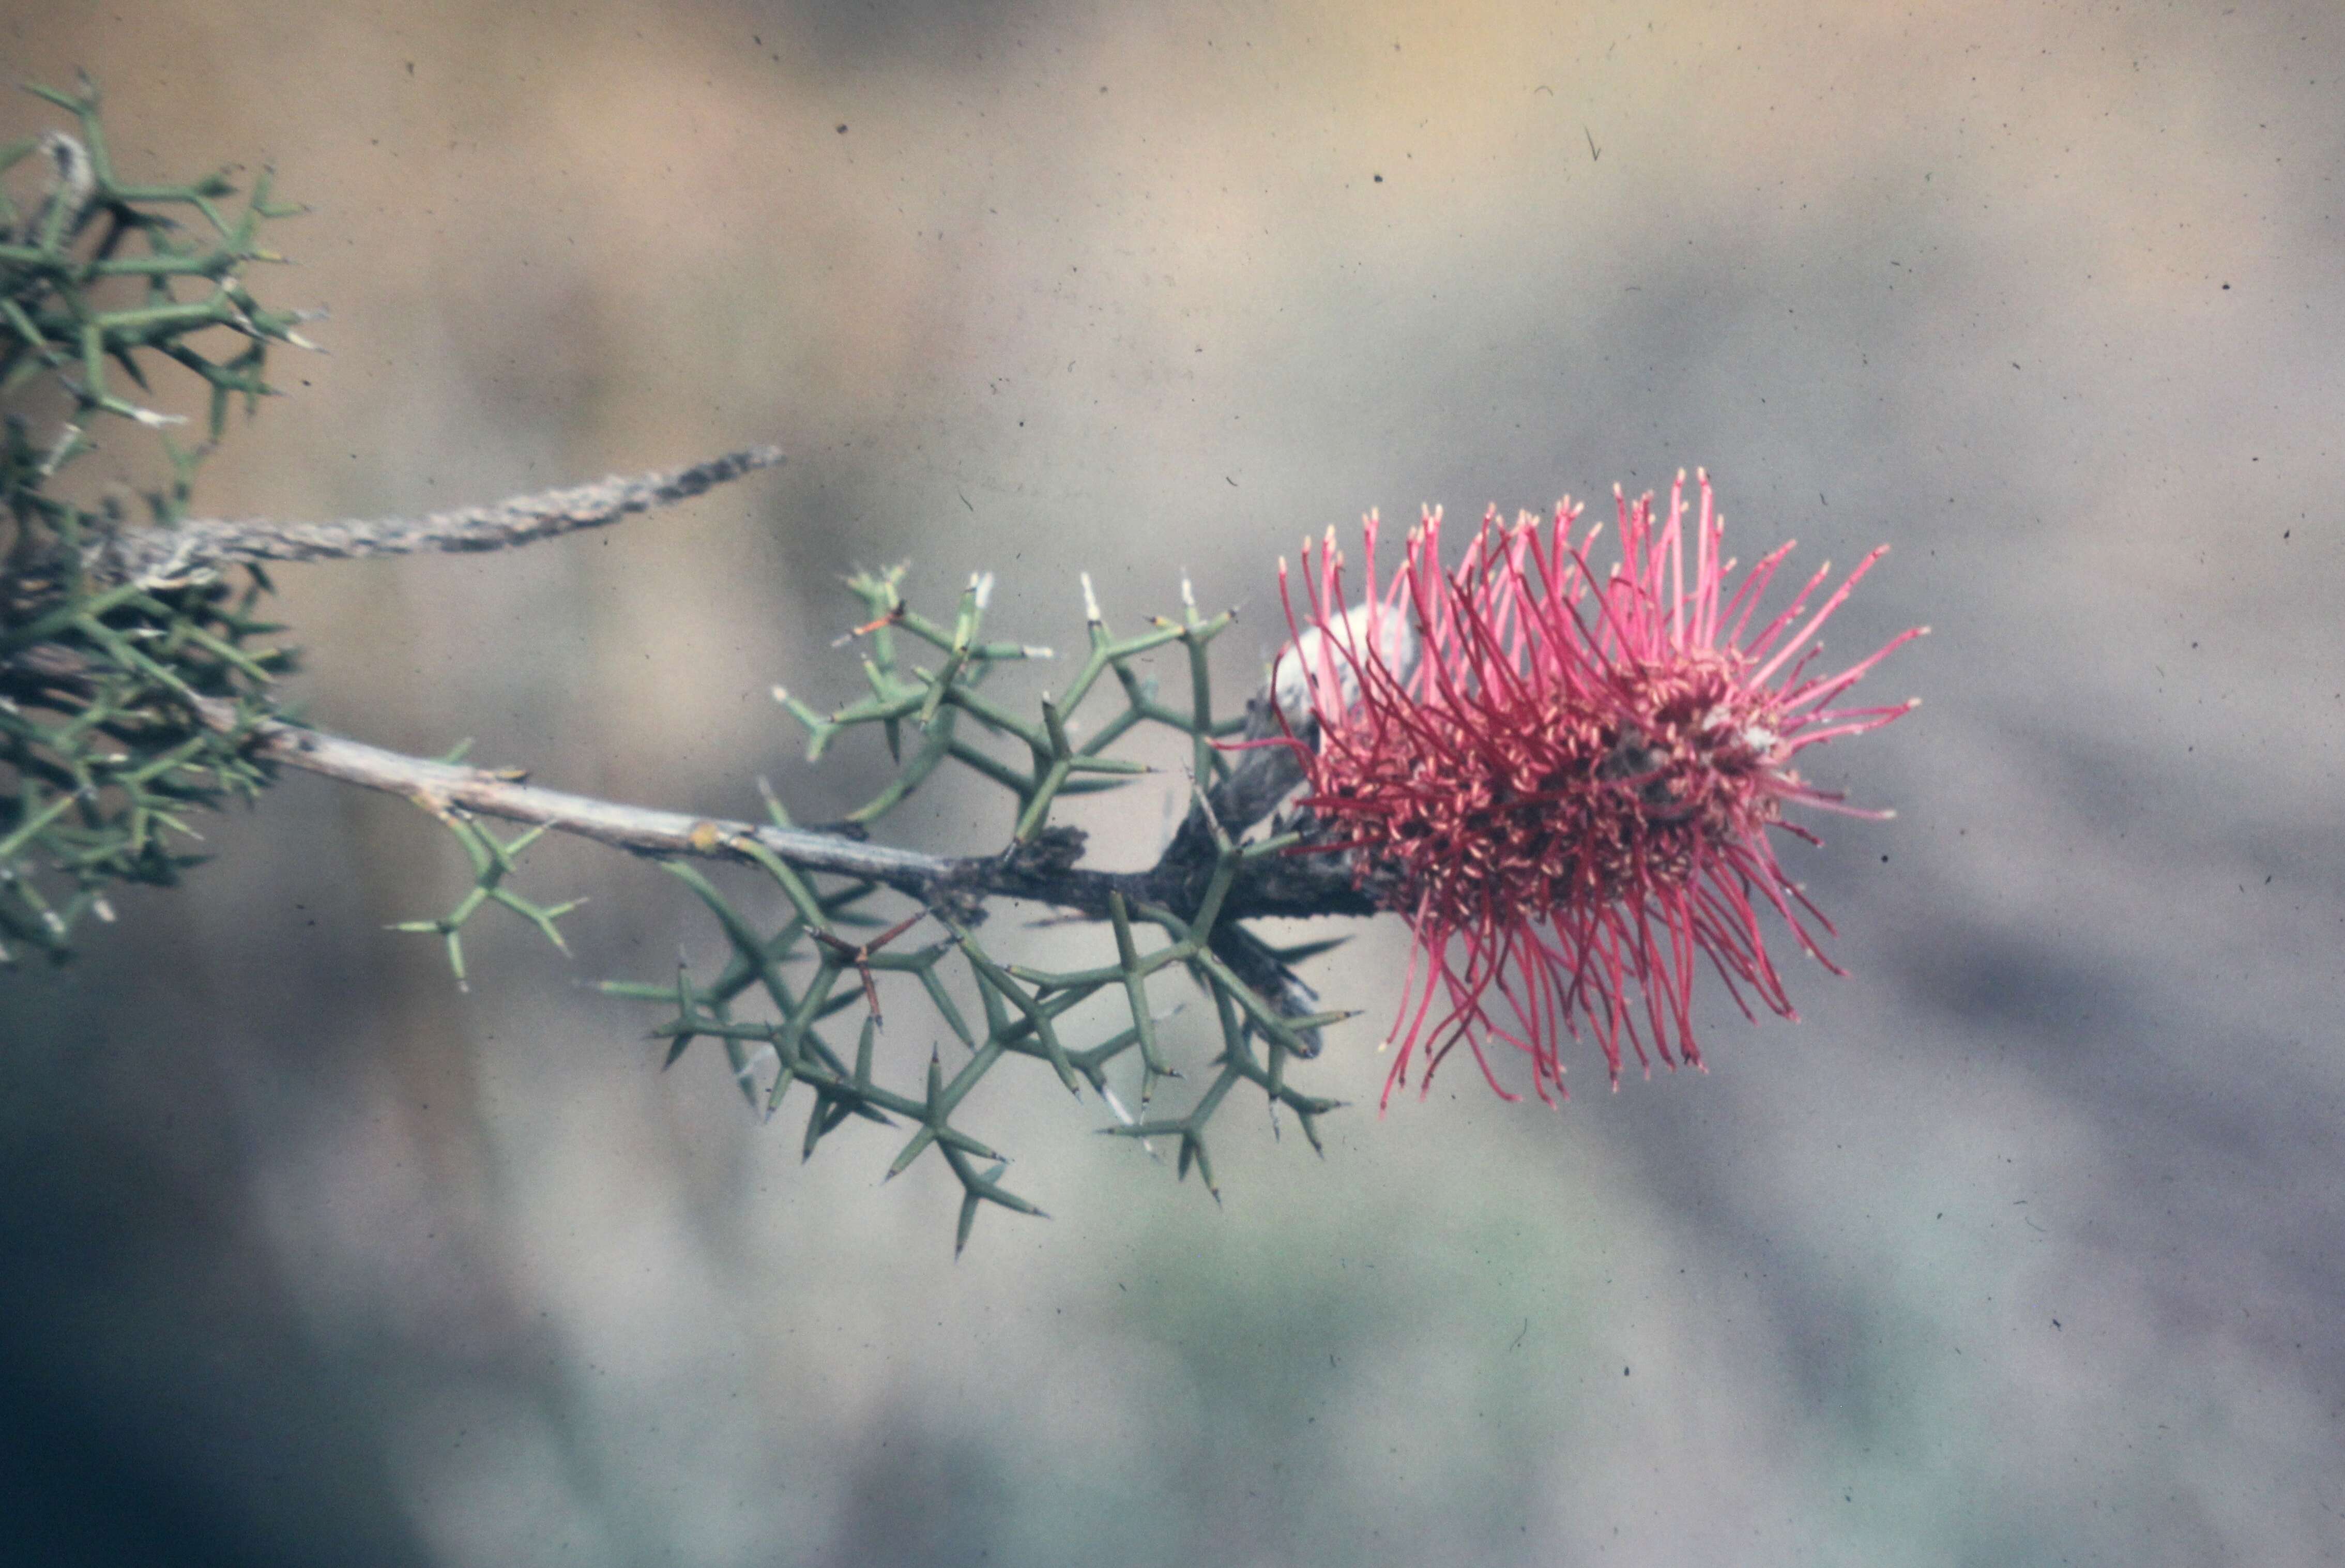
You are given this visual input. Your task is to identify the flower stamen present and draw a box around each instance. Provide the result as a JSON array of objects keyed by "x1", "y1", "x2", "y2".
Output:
[{"x1": 1272, "y1": 473, "x2": 1921, "y2": 1108}]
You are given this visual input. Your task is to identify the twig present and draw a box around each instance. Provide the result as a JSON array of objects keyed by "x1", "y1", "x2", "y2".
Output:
[
  {"x1": 196, "y1": 695, "x2": 957, "y2": 894},
  {"x1": 86, "y1": 447, "x2": 786, "y2": 587},
  {"x1": 188, "y1": 696, "x2": 1378, "y2": 927}
]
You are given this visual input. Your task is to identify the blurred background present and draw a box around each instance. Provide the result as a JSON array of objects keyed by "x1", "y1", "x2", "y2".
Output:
[{"x1": 5, "y1": 1, "x2": 2341, "y2": 1562}]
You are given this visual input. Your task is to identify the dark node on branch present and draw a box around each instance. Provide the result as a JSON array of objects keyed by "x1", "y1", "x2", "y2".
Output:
[
  {"x1": 926, "y1": 876, "x2": 991, "y2": 927},
  {"x1": 1012, "y1": 824, "x2": 1087, "y2": 878}
]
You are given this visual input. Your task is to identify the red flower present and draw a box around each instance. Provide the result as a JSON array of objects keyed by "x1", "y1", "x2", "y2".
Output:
[{"x1": 1275, "y1": 470, "x2": 1924, "y2": 1108}]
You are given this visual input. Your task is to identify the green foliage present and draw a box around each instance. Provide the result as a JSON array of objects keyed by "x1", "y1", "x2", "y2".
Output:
[
  {"x1": 2, "y1": 83, "x2": 1353, "y2": 1246},
  {"x1": 606, "y1": 568, "x2": 1349, "y2": 1250},
  {"x1": 1, "y1": 81, "x2": 303, "y2": 960},
  {"x1": 388, "y1": 809, "x2": 584, "y2": 988}
]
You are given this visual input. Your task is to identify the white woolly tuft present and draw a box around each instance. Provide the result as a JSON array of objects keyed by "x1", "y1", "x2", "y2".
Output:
[{"x1": 1271, "y1": 600, "x2": 1421, "y2": 732}]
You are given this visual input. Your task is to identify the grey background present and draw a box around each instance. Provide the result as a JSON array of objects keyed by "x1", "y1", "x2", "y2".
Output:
[{"x1": 4, "y1": 1, "x2": 2340, "y2": 1563}]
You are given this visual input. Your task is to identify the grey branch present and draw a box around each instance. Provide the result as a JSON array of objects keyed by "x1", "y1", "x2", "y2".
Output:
[
  {"x1": 196, "y1": 695, "x2": 962, "y2": 897},
  {"x1": 90, "y1": 447, "x2": 786, "y2": 587}
]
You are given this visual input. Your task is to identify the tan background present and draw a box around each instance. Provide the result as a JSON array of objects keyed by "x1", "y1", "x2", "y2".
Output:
[{"x1": 5, "y1": 2, "x2": 2342, "y2": 1563}]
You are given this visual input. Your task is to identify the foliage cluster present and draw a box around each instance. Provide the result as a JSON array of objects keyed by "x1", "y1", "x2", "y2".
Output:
[{"x1": 1, "y1": 81, "x2": 306, "y2": 960}]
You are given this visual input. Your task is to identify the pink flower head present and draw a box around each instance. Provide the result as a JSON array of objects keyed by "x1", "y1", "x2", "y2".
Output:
[{"x1": 1274, "y1": 469, "x2": 1924, "y2": 1109}]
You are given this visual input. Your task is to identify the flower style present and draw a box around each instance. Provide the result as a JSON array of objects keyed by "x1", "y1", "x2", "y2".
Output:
[{"x1": 1274, "y1": 470, "x2": 1924, "y2": 1108}]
